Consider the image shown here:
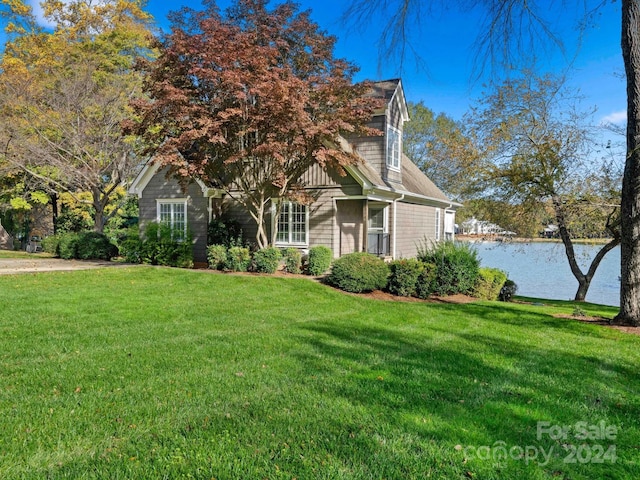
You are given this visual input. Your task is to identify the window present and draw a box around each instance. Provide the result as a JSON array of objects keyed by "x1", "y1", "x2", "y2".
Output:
[
  {"x1": 275, "y1": 201, "x2": 308, "y2": 245},
  {"x1": 435, "y1": 208, "x2": 441, "y2": 241},
  {"x1": 157, "y1": 200, "x2": 187, "y2": 240},
  {"x1": 386, "y1": 124, "x2": 401, "y2": 170},
  {"x1": 368, "y1": 204, "x2": 387, "y2": 232}
]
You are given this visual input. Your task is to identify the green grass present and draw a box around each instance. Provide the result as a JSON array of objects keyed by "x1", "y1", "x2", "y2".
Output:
[
  {"x1": 0, "y1": 250, "x2": 53, "y2": 259},
  {"x1": 0, "y1": 267, "x2": 638, "y2": 479}
]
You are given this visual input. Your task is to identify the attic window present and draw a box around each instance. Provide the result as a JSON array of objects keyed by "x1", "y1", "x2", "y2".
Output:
[{"x1": 386, "y1": 124, "x2": 401, "y2": 170}]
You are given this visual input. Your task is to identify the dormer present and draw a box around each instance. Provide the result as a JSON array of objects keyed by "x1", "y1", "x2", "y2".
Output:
[{"x1": 350, "y1": 79, "x2": 410, "y2": 186}]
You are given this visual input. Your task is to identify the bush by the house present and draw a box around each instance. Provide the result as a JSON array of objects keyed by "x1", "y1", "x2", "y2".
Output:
[
  {"x1": 207, "y1": 217, "x2": 243, "y2": 247},
  {"x1": 306, "y1": 245, "x2": 332, "y2": 276},
  {"x1": 207, "y1": 244, "x2": 228, "y2": 270},
  {"x1": 133, "y1": 222, "x2": 194, "y2": 268},
  {"x1": 224, "y1": 246, "x2": 251, "y2": 272},
  {"x1": 283, "y1": 247, "x2": 302, "y2": 274},
  {"x1": 387, "y1": 258, "x2": 424, "y2": 297},
  {"x1": 499, "y1": 279, "x2": 518, "y2": 302},
  {"x1": 473, "y1": 267, "x2": 508, "y2": 300},
  {"x1": 252, "y1": 247, "x2": 281, "y2": 274},
  {"x1": 118, "y1": 227, "x2": 144, "y2": 263},
  {"x1": 327, "y1": 252, "x2": 390, "y2": 293},
  {"x1": 415, "y1": 262, "x2": 437, "y2": 299},
  {"x1": 418, "y1": 241, "x2": 480, "y2": 296}
]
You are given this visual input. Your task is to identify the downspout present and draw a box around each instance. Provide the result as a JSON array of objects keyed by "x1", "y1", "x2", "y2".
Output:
[{"x1": 392, "y1": 194, "x2": 404, "y2": 259}]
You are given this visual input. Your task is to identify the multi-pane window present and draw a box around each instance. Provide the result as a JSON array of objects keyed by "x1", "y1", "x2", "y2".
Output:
[
  {"x1": 435, "y1": 208, "x2": 441, "y2": 242},
  {"x1": 158, "y1": 200, "x2": 187, "y2": 240},
  {"x1": 386, "y1": 125, "x2": 401, "y2": 170},
  {"x1": 276, "y1": 201, "x2": 307, "y2": 245}
]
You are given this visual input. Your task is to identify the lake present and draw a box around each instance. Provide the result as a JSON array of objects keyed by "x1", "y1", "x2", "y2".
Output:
[{"x1": 467, "y1": 241, "x2": 620, "y2": 306}]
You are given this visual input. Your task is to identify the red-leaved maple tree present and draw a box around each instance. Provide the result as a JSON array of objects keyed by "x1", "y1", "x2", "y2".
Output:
[{"x1": 130, "y1": 0, "x2": 381, "y2": 248}]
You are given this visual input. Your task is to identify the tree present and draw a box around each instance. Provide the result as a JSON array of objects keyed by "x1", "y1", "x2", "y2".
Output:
[
  {"x1": 129, "y1": 0, "x2": 380, "y2": 249},
  {"x1": 468, "y1": 73, "x2": 620, "y2": 301},
  {"x1": 403, "y1": 101, "x2": 482, "y2": 200},
  {"x1": 344, "y1": 0, "x2": 640, "y2": 325},
  {"x1": 0, "y1": 0, "x2": 154, "y2": 232}
]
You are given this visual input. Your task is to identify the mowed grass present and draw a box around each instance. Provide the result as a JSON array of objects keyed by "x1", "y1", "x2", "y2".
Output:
[{"x1": 0, "y1": 267, "x2": 639, "y2": 479}]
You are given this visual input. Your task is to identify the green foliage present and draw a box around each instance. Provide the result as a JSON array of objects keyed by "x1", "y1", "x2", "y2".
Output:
[
  {"x1": 387, "y1": 258, "x2": 424, "y2": 297},
  {"x1": 415, "y1": 262, "x2": 438, "y2": 299},
  {"x1": 207, "y1": 244, "x2": 228, "y2": 270},
  {"x1": 132, "y1": 222, "x2": 194, "y2": 268},
  {"x1": 283, "y1": 247, "x2": 302, "y2": 274},
  {"x1": 418, "y1": 241, "x2": 480, "y2": 296},
  {"x1": 327, "y1": 252, "x2": 390, "y2": 293},
  {"x1": 47, "y1": 231, "x2": 118, "y2": 260},
  {"x1": 252, "y1": 247, "x2": 281, "y2": 274},
  {"x1": 499, "y1": 279, "x2": 519, "y2": 302},
  {"x1": 306, "y1": 245, "x2": 332, "y2": 276},
  {"x1": 224, "y1": 246, "x2": 251, "y2": 272},
  {"x1": 75, "y1": 232, "x2": 118, "y2": 260},
  {"x1": 473, "y1": 267, "x2": 508, "y2": 300},
  {"x1": 57, "y1": 232, "x2": 80, "y2": 259},
  {"x1": 41, "y1": 235, "x2": 60, "y2": 255},
  {"x1": 207, "y1": 217, "x2": 243, "y2": 247}
]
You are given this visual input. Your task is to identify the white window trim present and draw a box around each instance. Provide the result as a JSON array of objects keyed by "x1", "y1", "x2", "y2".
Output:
[
  {"x1": 273, "y1": 200, "x2": 309, "y2": 247},
  {"x1": 156, "y1": 198, "x2": 188, "y2": 240},
  {"x1": 435, "y1": 208, "x2": 441, "y2": 241},
  {"x1": 386, "y1": 123, "x2": 402, "y2": 171}
]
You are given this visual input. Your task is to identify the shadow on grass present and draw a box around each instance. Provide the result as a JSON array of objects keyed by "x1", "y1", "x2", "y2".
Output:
[{"x1": 293, "y1": 305, "x2": 640, "y2": 478}]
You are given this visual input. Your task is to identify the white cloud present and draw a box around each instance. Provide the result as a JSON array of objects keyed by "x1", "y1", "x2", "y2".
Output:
[{"x1": 600, "y1": 110, "x2": 627, "y2": 126}]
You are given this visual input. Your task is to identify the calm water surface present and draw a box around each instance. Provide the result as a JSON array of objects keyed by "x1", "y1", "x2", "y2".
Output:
[{"x1": 469, "y1": 241, "x2": 620, "y2": 306}]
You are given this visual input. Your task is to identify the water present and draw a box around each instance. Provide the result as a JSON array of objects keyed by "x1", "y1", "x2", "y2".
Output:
[{"x1": 468, "y1": 241, "x2": 620, "y2": 306}]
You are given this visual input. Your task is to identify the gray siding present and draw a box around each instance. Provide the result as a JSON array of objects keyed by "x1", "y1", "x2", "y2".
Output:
[
  {"x1": 139, "y1": 169, "x2": 209, "y2": 263},
  {"x1": 393, "y1": 202, "x2": 439, "y2": 259}
]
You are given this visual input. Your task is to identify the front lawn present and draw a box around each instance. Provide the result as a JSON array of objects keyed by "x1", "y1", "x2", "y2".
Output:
[{"x1": 0, "y1": 267, "x2": 638, "y2": 479}]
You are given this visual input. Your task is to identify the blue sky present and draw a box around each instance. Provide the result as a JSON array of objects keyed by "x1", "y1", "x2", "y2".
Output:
[{"x1": 22, "y1": 0, "x2": 625, "y2": 128}]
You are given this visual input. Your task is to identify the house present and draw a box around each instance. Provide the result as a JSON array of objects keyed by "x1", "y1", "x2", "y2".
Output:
[
  {"x1": 129, "y1": 79, "x2": 460, "y2": 264},
  {"x1": 0, "y1": 219, "x2": 13, "y2": 250}
]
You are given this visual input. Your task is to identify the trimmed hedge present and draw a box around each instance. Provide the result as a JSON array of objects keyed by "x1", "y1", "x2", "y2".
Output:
[
  {"x1": 327, "y1": 252, "x2": 389, "y2": 293},
  {"x1": 387, "y1": 258, "x2": 424, "y2": 297},
  {"x1": 47, "y1": 231, "x2": 118, "y2": 260},
  {"x1": 415, "y1": 262, "x2": 437, "y2": 299},
  {"x1": 473, "y1": 267, "x2": 508, "y2": 300},
  {"x1": 207, "y1": 244, "x2": 227, "y2": 270},
  {"x1": 225, "y1": 246, "x2": 251, "y2": 272},
  {"x1": 253, "y1": 247, "x2": 281, "y2": 274},
  {"x1": 283, "y1": 247, "x2": 302, "y2": 274},
  {"x1": 306, "y1": 246, "x2": 332, "y2": 276},
  {"x1": 418, "y1": 241, "x2": 480, "y2": 296}
]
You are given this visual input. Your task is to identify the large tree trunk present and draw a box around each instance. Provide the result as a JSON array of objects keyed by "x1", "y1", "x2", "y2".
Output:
[{"x1": 615, "y1": 0, "x2": 640, "y2": 326}]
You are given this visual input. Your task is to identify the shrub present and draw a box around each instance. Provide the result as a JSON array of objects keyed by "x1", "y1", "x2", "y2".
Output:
[
  {"x1": 225, "y1": 246, "x2": 251, "y2": 272},
  {"x1": 387, "y1": 258, "x2": 424, "y2": 297},
  {"x1": 207, "y1": 217, "x2": 243, "y2": 247},
  {"x1": 207, "y1": 244, "x2": 228, "y2": 270},
  {"x1": 473, "y1": 267, "x2": 508, "y2": 300},
  {"x1": 418, "y1": 241, "x2": 480, "y2": 296},
  {"x1": 306, "y1": 245, "x2": 332, "y2": 276},
  {"x1": 138, "y1": 222, "x2": 193, "y2": 268},
  {"x1": 327, "y1": 252, "x2": 390, "y2": 293},
  {"x1": 57, "y1": 232, "x2": 80, "y2": 260},
  {"x1": 499, "y1": 279, "x2": 518, "y2": 302},
  {"x1": 76, "y1": 231, "x2": 118, "y2": 260},
  {"x1": 283, "y1": 247, "x2": 302, "y2": 274},
  {"x1": 118, "y1": 227, "x2": 144, "y2": 263},
  {"x1": 415, "y1": 262, "x2": 437, "y2": 299},
  {"x1": 41, "y1": 235, "x2": 60, "y2": 255},
  {"x1": 253, "y1": 247, "x2": 282, "y2": 274}
]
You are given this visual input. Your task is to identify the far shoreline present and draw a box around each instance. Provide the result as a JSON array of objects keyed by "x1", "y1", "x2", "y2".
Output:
[{"x1": 455, "y1": 234, "x2": 614, "y2": 246}]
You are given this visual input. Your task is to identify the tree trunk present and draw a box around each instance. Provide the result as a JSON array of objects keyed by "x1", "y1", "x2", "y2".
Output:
[
  {"x1": 615, "y1": 0, "x2": 640, "y2": 326},
  {"x1": 51, "y1": 192, "x2": 59, "y2": 235},
  {"x1": 92, "y1": 187, "x2": 105, "y2": 233}
]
